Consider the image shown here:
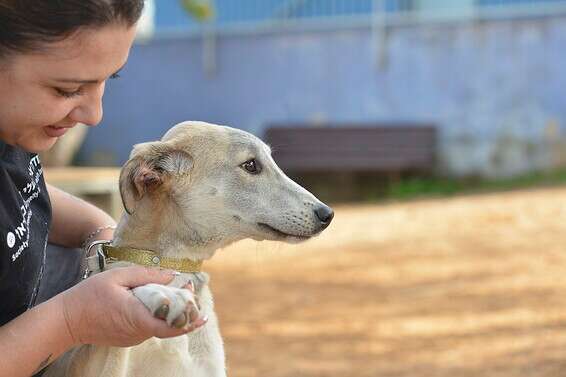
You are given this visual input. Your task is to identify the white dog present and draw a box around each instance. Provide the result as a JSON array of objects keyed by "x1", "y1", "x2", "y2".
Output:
[{"x1": 45, "y1": 121, "x2": 334, "y2": 377}]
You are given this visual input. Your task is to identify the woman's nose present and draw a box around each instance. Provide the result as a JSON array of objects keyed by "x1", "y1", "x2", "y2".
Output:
[{"x1": 69, "y1": 83, "x2": 105, "y2": 126}]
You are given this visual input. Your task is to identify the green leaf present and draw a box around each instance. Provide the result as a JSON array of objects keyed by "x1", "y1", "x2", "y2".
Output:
[{"x1": 180, "y1": 0, "x2": 215, "y2": 21}]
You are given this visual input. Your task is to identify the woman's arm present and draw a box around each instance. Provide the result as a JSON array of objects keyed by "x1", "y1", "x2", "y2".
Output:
[
  {"x1": 0, "y1": 267, "x2": 203, "y2": 377},
  {"x1": 47, "y1": 183, "x2": 116, "y2": 247},
  {"x1": 0, "y1": 290, "x2": 75, "y2": 377}
]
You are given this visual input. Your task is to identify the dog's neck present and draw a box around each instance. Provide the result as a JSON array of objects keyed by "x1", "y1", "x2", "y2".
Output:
[{"x1": 111, "y1": 209, "x2": 235, "y2": 262}]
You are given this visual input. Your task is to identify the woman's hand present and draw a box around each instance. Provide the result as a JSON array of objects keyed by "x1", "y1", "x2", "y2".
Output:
[{"x1": 60, "y1": 266, "x2": 206, "y2": 347}]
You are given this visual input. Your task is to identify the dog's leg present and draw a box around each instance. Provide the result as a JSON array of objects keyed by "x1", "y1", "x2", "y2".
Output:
[
  {"x1": 132, "y1": 276, "x2": 202, "y2": 328},
  {"x1": 185, "y1": 285, "x2": 227, "y2": 377}
]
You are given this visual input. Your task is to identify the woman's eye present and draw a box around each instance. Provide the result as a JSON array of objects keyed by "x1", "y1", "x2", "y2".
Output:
[
  {"x1": 241, "y1": 159, "x2": 261, "y2": 174},
  {"x1": 55, "y1": 88, "x2": 82, "y2": 98}
]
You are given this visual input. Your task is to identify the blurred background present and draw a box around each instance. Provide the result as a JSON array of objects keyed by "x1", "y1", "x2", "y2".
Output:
[{"x1": 43, "y1": 1, "x2": 566, "y2": 376}]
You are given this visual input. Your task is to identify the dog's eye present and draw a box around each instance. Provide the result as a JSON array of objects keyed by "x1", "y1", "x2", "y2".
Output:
[{"x1": 241, "y1": 159, "x2": 261, "y2": 174}]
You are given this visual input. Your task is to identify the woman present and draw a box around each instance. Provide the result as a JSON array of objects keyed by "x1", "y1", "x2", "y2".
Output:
[{"x1": 0, "y1": 2, "x2": 203, "y2": 376}]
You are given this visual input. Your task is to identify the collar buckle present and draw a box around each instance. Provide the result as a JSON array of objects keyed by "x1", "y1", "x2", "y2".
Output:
[{"x1": 83, "y1": 240, "x2": 110, "y2": 279}]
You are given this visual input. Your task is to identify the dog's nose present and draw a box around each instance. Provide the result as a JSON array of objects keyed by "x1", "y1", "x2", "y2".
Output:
[{"x1": 314, "y1": 204, "x2": 334, "y2": 227}]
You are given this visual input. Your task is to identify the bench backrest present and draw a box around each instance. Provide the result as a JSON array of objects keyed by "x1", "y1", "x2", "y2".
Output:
[{"x1": 265, "y1": 126, "x2": 436, "y2": 173}]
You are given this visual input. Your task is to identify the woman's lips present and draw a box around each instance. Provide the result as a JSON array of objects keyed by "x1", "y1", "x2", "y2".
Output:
[{"x1": 44, "y1": 125, "x2": 71, "y2": 138}]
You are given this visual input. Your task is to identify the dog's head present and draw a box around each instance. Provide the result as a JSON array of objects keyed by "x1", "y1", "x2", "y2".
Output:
[{"x1": 119, "y1": 121, "x2": 333, "y2": 252}]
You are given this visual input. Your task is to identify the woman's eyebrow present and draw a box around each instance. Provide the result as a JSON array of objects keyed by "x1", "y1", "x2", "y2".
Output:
[
  {"x1": 55, "y1": 77, "x2": 99, "y2": 84},
  {"x1": 53, "y1": 64, "x2": 126, "y2": 84}
]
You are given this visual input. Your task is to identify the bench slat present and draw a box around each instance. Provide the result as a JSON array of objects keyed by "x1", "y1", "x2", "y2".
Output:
[{"x1": 265, "y1": 126, "x2": 436, "y2": 173}]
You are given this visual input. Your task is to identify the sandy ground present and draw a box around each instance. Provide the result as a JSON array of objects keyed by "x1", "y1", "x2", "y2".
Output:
[{"x1": 204, "y1": 187, "x2": 566, "y2": 377}]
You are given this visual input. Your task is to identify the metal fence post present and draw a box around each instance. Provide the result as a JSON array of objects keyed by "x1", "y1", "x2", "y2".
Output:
[
  {"x1": 372, "y1": 0, "x2": 389, "y2": 70},
  {"x1": 202, "y1": 21, "x2": 217, "y2": 77}
]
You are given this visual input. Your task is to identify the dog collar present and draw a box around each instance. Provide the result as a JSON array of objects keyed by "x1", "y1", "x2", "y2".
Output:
[{"x1": 83, "y1": 241, "x2": 204, "y2": 278}]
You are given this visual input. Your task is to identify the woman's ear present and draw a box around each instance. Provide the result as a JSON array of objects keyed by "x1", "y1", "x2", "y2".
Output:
[{"x1": 119, "y1": 142, "x2": 193, "y2": 215}]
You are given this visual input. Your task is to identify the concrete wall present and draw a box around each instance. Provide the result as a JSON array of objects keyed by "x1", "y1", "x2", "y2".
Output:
[{"x1": 77, "y1": 15, "x2": 566, "y2": 178}]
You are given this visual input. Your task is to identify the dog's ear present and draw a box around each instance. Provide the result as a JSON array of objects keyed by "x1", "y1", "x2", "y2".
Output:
[{"x1": 119, "y1": 142, "x2": 193, "y2": 215}]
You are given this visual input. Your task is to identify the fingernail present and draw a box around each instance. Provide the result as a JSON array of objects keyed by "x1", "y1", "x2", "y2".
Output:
[
  {"x1": 171, "y1": 271, "x2": 181, "y2": 276},
  {"x1": 203, "y1": 315, "x2": 209, "y2": 322}
]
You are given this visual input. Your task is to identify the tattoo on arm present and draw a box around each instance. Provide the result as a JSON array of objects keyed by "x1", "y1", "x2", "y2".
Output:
[{"x1": 32, "y1": 353, "x2": 52, "y2": 374}]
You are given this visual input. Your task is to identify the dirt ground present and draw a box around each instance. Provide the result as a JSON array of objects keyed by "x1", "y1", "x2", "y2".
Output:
[{"x1": 204, "y1": 187, "x2": 566, "y2": 377}]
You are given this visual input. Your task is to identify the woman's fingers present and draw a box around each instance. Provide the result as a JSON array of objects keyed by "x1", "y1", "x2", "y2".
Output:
[
  {"x1": 183, "y1": 280, "x2": 195, "y2": 292},
  {"x1": 137, "y1": 304, "x2": 208, "y2": 339},
  {"x1": 62, "y1": 268, "x2": 207, "y2": 346},
  {"x1": 107, "y1": 266, "x2": 176, "y2": 288}
]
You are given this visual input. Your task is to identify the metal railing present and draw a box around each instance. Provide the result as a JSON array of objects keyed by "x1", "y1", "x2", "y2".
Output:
[{"x1": 154, "y1": 0, "x2": 566, "y2": 37}]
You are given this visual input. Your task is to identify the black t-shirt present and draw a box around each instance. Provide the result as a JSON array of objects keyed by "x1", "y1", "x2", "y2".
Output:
[{"x1": 0, "y1": 141, "x2": 52, "y2": 326}]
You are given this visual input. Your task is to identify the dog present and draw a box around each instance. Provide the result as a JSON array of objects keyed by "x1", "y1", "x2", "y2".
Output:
[{"x1": 45, "y1": 121, "x2": 334, "y2": 377}]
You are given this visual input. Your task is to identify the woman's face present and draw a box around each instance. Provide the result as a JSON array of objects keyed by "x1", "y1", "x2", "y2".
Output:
[{"x1": 0, "y1": 24, "x2": 137, "y2": 153}]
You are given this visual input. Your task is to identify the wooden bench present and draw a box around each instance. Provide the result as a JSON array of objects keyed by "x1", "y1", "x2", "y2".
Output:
[
  {"x1": 44, "y1": 167, "x2": 123, "y2": 220},
  {"x1": 264, "y1": 125, "x2": 437, "y2": 175}
]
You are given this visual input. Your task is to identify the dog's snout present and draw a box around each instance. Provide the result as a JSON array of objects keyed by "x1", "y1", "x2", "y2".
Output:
[{"x1": 314, "y1": 205, "x2": 334, "y2": 227}]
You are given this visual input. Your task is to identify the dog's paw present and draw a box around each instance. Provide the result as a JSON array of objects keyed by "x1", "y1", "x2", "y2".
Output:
[{"x1": 133, "y1": 283, "x2": 201, "y2": 328}]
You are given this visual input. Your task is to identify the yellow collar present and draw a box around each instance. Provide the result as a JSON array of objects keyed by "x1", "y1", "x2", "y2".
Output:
[{"x1": 102, "y1": 245, "x2": 204, "y2": 273}]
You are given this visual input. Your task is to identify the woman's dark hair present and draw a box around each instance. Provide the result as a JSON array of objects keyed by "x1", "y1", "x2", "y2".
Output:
[{"x1": 0, "y1": 0, "x2": 145, "y2": 58}]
